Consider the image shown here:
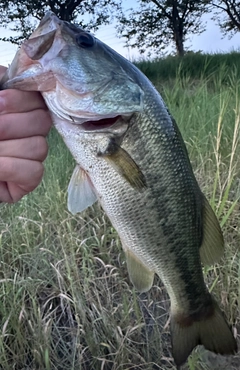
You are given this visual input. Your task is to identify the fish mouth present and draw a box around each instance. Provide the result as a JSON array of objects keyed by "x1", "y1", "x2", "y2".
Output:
[
  {"x1": 81, "y1": 115, "x2": 122, "y2": 131},
  {"x1": 58, "y1": 113, "x2": 129, "y2": 136}
]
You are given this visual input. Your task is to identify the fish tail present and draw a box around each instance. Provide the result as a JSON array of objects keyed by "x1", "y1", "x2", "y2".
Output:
[{"x1": 170, "y1": 297, "x2": 237, "y2": 368}]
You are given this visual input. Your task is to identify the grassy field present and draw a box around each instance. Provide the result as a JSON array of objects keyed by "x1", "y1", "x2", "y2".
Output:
[{"x1": 0, "y1": 52, "x2": 240, "y2": 370}]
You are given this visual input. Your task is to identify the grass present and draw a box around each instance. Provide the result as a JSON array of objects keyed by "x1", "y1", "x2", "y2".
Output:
[
  {"x1": 135, "y1": 51, "x2": 240, "y2": 83},
  {"x1": 0, "y1": 53, "x2": 240, "y2": 369}
]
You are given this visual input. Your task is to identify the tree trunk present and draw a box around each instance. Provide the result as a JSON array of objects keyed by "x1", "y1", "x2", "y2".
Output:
[
  {"x1": 175, "y1": 32, "x2": 185, "y2": 57},
  {"x1": 48, "y1": 0, "x2": 81, "y2": 22},
  {"x1": 171, "y1": 1, "x2": 185, "y2": 56}
]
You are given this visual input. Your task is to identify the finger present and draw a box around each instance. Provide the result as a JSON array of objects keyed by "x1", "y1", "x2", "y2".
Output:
[
  {"x1": 0, "y1": 136, "x2": 48, "y2": 161},
  {"x1": 0, "y1": 157, "x2": 44, "y2": 185},
  {"x1": 0, "y1": 66, "x2": 7, "y2": 77},
  {"x1": 0, "y1": 179, "x2": 42, "y2": 203},
  {"x1": 0, "y1": 109, "x2": 52, "y2": 140},
  {"x1": 3, "y1": 181, "x2": 40, "y2": 203},
  {"x1": 0, "y1": 181, "x2": 13, "y2": 203},
  {"x1": 0, "y1": 89, "x2": 47, "y2": 114}
]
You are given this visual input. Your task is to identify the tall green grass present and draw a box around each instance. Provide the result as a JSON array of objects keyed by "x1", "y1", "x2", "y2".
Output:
[
  {"x1": 136, "y1": 51, "x2": 240, "y2": 83},
  {"x1": 0, "y1": 55, "x2": 240, "y2": 369}
]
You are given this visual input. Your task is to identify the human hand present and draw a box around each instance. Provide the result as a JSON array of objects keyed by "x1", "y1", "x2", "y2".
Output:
[{"x1": 0, "y1": 65, "x2": 52, "y2": 203}]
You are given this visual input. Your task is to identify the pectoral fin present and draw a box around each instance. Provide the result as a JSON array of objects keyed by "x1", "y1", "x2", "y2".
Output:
[
  {"x1": 67, "y1": 165, "x2": 97, "y2": 214},
  {"x1": 98, "y1": 141, "x2": 147, "y2": 191},
  {"x1": 199, "y1": 197, "x2": 224, "y2": 266},
  {"x1": 125, "y1": 249, "x2": 154, "y2": 293}
]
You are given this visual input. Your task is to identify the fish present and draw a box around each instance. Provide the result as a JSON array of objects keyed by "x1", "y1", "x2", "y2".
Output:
[{"x1": 0, "y1": 11, "x2": 237, "y2": 368}]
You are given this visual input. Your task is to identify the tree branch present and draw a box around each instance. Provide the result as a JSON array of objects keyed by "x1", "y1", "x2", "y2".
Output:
[{"x1": 149, "y1": 0, "x2": 171, "y2": 20}]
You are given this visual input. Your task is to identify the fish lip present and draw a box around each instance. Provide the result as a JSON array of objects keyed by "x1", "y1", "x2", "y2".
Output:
[
  {"x1": 39, "y1": 11, "x2": 62, "y2": 28},
  {"x1": 40, "y1": 11, "x2": 86, "y2": 38}
]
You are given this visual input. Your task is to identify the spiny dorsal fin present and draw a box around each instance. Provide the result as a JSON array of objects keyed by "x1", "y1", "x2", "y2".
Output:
[
  {"x1": 199, "y1": 196, "x2": 224, "y2": 266},
  {"x1": 67, "y1": 165, "x2": 97, "y2": 214},
  {"x1": 125, "y1": 249, "x2": 154, "y2": 293}
]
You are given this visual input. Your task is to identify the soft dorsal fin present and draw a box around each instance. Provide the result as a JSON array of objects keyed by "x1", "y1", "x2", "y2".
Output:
[
  {"x1": 67, "y1": 165, "x2": 97, "y2": 214},
  {"x1": 199, "y1": 196, "x2": 224, "y2": 266},
  {"x1": 124, "y1": 248, "x2": 155, "y2": 293}
]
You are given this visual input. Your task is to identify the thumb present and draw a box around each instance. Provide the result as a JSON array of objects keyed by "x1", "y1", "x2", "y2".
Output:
[{"x1": 0, "y1": 66, "x2": 7, "y2": 84}]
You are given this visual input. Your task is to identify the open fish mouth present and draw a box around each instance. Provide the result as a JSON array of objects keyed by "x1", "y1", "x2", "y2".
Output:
[
  {"x1": 81, "y1": 115, "x2": 122, "y2": 131},
  {"x1": 54, "y1": 113, "x2": 129, "y2": 139}
]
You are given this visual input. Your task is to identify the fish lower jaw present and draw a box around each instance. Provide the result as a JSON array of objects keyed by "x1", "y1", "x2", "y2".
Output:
[
  {"x1": 81, "y1": 115, "x2": 122, "y2": 131},
  {"x1": 53, "y1": 113, "x2": 129, "y2": 137}
]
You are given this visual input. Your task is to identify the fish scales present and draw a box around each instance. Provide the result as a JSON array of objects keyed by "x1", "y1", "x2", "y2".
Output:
[
  {"x1": 62, "y1": 84, "x2": 206, "y2": 307},
  {"x1": 0, "y1": 11, "x2": 237, "y2": 367}
]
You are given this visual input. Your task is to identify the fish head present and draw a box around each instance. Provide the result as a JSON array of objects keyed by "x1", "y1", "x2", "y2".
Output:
[{"x1": 2, "y1": 11, "x2": 144, "y2": 125}]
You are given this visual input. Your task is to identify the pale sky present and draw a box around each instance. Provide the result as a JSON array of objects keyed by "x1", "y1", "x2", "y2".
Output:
[{"x1": 0, "y1": 1, "x2": 239, "y2": 66}]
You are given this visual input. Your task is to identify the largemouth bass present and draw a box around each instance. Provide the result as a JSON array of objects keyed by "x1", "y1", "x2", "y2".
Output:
[{"x1": 1, "y1": 12, "x2": 237, "y2": 367}]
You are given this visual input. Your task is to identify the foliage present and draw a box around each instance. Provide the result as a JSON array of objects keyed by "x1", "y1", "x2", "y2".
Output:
[
  {"x1": 0, "y1": 0, "x2": 122, "y2": 44},
  {"x1": 117, "y1": 0, "x2": 208, "y2": 57},
  {"x1": 209, "y1": 0, "x2": 240, "y2": 36}
]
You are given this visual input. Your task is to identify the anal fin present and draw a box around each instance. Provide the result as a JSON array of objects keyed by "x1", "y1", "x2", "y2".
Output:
[
  {"x1": 67, "y1": 165, "x2": 97, "y2": 214},
  {"x1": 125, "y1": 249, "x2": 154, "y2": 293}
]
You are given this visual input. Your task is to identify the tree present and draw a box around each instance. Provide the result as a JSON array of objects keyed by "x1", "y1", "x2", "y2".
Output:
[
  {"x1": 117, "y1": 0, "x2": 208, "y2": 57},
  {"x1": 0, "y1": 0, "x2": 122, "y2": 44},
  {"x1": 208, "y1": 0, "x2": 240, "y2": 36}
]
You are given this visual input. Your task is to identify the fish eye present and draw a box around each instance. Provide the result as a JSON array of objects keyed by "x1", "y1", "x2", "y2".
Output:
[{"x1": 76, "y1": 33, "x2": 95, "y2": 48}]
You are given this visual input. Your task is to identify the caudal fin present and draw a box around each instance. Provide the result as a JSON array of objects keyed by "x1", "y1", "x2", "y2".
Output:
[{"x1": 170, "y1": 298, "x2": 237, "y2": 368}]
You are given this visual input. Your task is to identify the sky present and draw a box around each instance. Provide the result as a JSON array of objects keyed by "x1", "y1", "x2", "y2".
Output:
[{"x1": 0, "y1": 1, "x2": 239, "y2": 66}]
